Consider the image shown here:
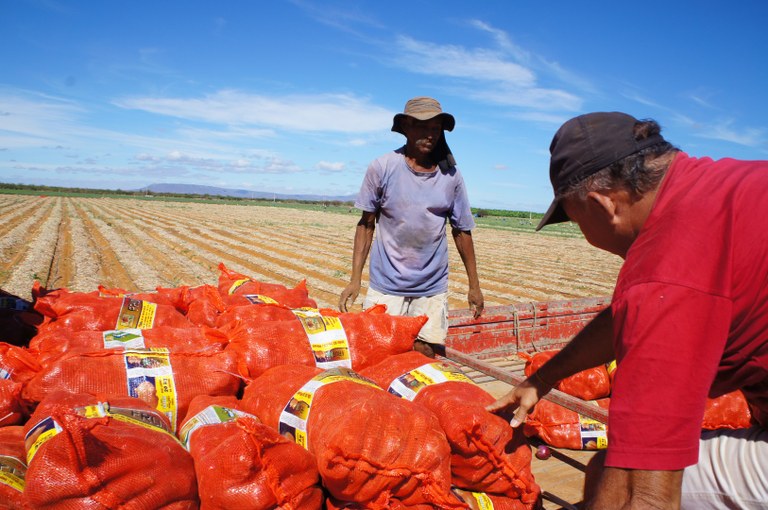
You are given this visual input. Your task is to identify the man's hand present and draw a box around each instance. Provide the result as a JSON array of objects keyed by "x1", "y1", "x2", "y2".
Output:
[
  {"x1": 339, "y1": 282, "x2": 361, "y2": 312},
  {"x1": 485, "y1": 374, "x2": 552, "y2": 427},
  {"x1": 468, "y1": 287, "x2": 484, "y2": 318}
]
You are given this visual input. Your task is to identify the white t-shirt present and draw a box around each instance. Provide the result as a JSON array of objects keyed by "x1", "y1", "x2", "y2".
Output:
[{"x1": 355, "y1": 147, "x2": 475, "y2": 296}]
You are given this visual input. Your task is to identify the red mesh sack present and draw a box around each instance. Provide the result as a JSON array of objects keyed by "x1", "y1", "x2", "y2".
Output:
[
  {"x1": 30, "y1": 326, "x2": 228, "y2": 367},
  {"x1": 23, "y1": 391, "x2": 197, "y2": 509},
  {"x1": 97, "y1": 284, "x2": 179, "y2": 306},
  {"x1": 222, "y1": 308, "x2": 426, "y2": 378},
  {"x1": 360, "y1": 351, "x2": 539, "y2": 504},
  {"x1": 240, "y1": 365, "x2": 463, "y2": 508},
  {"x1": 0, "y1": 426, "x2": 29, "y2": 509},
  {"x1": 524, "y1": 399, "x2": 610, "y2": 450},
  {"x1": 33, "y1": 283, "x2": 193, "y2": 333},
  {"x1": 97, "y1": 284, "x2": 225, "y2": 328},
  {"x1": 0, "y1": 343, "x2": 41, "y2": 386},
  {"x1": 216, "y1": 302, "x2": 305, "y2": 328},
  {"x1": 519, "y1": 351, "x2": 611, "y2": 400},
  {"x1": 23, "y1": 349, "x2": 241, "y2": 432},
  {"x1": 702, "y1": 390, "x2": 753, "y2": 430},
  {"x1": 179, "y1": 285, "x2": 226, "y2": 328},
  {"x1": 0, "y1": 343, "x2": 41, "y2": 425},
  {"x1": 217, "y1": 263, "x2": 317, "y2": 309},
  {"x1": 180, "y1": 395, "x2": 323, "y2": 509},
  {"x1": 216, "y1": 303, "x2": 389, "y2": 329},
  {"x1": 0, "y1": 379, "x2": 27, "y2": 428}
]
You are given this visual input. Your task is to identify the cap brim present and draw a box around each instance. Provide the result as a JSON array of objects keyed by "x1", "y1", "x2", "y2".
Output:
[{"x1": 536, "y1": 198, "x2": 569, "y2": 231}]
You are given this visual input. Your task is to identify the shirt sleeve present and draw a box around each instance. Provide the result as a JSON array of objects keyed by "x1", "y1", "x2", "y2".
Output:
[
  {"x1": 354, "y1": 159, "x2": 383, "y2": 213},
  {"x1": 448, "y1": 170, "x2": 476, "y2": 231},
  {"x1": 606, "y1": 282, "x2": 732, "y2": 470}
]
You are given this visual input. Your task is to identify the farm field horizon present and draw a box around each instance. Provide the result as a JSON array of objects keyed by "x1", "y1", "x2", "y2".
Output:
[{"x1": 0, "y1": 194, "x2": 623, "y2": 310}]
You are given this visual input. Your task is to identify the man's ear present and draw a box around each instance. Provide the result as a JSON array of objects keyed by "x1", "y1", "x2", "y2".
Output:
[{"x1": 585, "y1": 191, "x2": 617, "y2": 223}]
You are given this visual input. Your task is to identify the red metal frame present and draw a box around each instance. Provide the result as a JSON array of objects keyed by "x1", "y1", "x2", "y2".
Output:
[
  {"x1": 446, "y1": 296, "x2": 610, "y2": 358},
  {"x1": 445, "y1": 295, "x2": 612, "y2": 423}
]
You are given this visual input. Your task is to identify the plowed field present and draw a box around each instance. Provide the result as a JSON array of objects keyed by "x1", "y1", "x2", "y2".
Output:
[{"x1": 0, "y1": 195, "x2": 622, "y2": 310}]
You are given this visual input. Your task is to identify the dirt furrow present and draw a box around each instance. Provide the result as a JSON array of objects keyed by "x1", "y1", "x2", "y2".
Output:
[
  {"x1": 1, "y1": 198, "x2": 62, "y2": 300},
  {"x1": 71, "y1": 201, "x2": 137, "y2": 291},
  {"x1": 45, "y1": 199, "x2": 75, "y2": 289}
]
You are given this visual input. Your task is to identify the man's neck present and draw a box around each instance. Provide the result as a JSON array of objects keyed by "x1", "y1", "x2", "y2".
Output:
[{"x1": 404, "y1": 149, "x2": 436, "y2": 173}]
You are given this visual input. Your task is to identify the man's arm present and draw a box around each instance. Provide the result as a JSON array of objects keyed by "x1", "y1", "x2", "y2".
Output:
[
  {"x1": 586, "y1": 464, "x2": 683, "y2": 509},
  {"x1": 339, "y1": 211, "x2": 376, "y2": 312},
  {"x1": 486, "y1": 306, "x2": 615, "y2": 425},
  {"x1": 451, "y1": 228, "x2": 484, "y2": 318}
]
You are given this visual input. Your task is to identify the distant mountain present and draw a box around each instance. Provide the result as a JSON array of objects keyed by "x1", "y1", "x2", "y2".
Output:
[{"x1": 139, "y1": 183, "x2": 357, "y2": 203}]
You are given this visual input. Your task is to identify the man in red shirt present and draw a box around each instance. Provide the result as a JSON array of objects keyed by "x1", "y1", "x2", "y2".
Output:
[{"x1": 488, "y1": 112, "x2": 768, "y2": 509}]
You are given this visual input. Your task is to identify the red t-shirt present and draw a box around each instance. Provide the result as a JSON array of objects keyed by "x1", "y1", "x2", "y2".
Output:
[{"x1": 606, "y1": 153, "x2": 768, "y2": 470}]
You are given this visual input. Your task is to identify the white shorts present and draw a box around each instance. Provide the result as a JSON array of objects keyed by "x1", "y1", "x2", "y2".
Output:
[
  {"x1": 681, "y1": 426, "x2": 768, "y2": 509},
  {"x1": 362, "y1": 288, "x2": 449, "y2": 345}
]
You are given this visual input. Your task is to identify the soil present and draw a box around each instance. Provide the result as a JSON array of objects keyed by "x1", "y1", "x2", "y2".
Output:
[{"x1": 0, "y1": 195, "x2": 623, "y2": 308}]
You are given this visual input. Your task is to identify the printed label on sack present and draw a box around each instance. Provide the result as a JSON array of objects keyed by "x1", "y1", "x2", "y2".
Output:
[
  {"x1": 451, "y1": 488, "x2": 494, "y2": 509},
  {"x1": 179, "y1": 405, "x2": 253, "y2": 451},
  {"x1": 388, "y1": 361, "x2": 474, "y2": 401},
  {"x1": 279, "y1": 367, "x2": 379, "y2": 449},
  {"x1": 25, "y1": 416, "x2": 62, "y2": 464},
  {"x1": 228, "y1": 278, "x2": 250, "y2": 295},
  {"x1": 243, "y1": 294, "x2": 279, "y2": 305},
  {"x1": 0, "y1": 455, "x2": 26, "y2": 492},
  {"x1": 605, "y1": 359, "x2": 617, "y2": 377},
  {"x1": 103, "y1": 328, "x2": 146, "y2": 349},
  {"x1": 75, "y1": 402, "x2": 176, "y2": 442},
  {"x1": 124, "y1": 349, "x2": 178, "y2": 430},
  {"x1": 291, "y1": 309, "x2": 352, "y2": 369},
  {"x1": 116, "y1": 297, "x2": 157, "y2": 330},
  {"x1": 0, "y1": 367, "x2": 10, "y2": 380},
  {"x1": 579, "y1": 410, "x2": 608, "y2": 450}
]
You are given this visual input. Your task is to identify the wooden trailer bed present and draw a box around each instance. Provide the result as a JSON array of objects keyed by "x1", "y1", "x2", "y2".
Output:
[{"x1": 444, "y1": 296, "x2": 612, "y2": 509}]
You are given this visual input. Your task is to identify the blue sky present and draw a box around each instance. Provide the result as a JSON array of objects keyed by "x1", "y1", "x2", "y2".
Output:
[{"x1": 2, "y1": 1, "x2": 767, "y2": 212}]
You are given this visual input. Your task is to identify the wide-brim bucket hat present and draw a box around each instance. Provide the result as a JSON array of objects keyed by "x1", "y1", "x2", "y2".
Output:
[{"x1": 392, "y1": 96, "x2": 455, "y2": 135}]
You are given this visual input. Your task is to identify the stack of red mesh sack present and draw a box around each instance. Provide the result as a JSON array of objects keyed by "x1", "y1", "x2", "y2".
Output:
[
  {"x1": 518, "y1": 350, "x2": 611, "y2": 451},
  {"x1": 520, "y1": 349, "x2": 755, "y2": 451},
  {"x1": 0, "y1": 264, "x2": 549, "y2": 508},
  {"x1": 26, "y1": 281, "x2": 242, "y2": 433},
  {"x1": 241, "y1": 364, "x2": 466, "y2": 508},
  {"x1": 361, "y1": 351, "x2": 540, "y2": 505}
]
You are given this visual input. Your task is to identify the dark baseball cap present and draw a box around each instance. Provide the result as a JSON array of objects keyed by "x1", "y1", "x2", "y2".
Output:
[{"x1": 536, "y1": 112, "x2": 665, "y2": 231}]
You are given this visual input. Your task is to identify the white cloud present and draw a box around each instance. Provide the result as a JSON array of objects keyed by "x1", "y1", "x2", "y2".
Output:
[
  {"x1": 316, "y1": 161, "x2": 345, "y2": 171},
  {"x1": 468, "y1": 20, "x2": 531, "y2": 63},
  {"x1": 696, "y1": 122, "x2": 765, "y2": 147},
  {"x1": 114, "y1": 91, "x2": 393, "y2": 133},
  {"x1": 0, "y1": 89, "x2": 84, "y2": 146},
  {"x1": 395, "y1": 35, "x2": 535, "y2": 87},
  {"x1": 390, "y1": 28, "x2": 584, "y2": 111}
]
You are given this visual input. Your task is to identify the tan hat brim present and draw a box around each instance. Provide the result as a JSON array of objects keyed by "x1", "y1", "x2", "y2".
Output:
[{"x1": 392, "y1": 112, "x2": 455, "y2": 135}]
